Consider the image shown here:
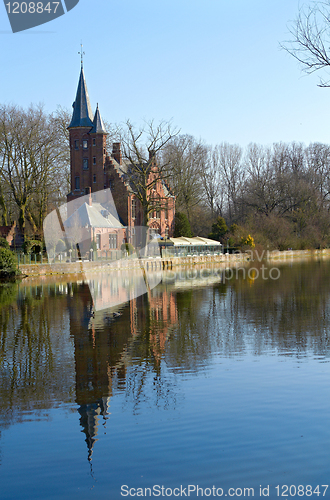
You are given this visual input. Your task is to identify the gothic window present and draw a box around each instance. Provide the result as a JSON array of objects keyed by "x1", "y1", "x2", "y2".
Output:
[
  {"x1": 150, "y1": 199, "x2": 156, "y2": 219},
  {"x1": 83, "y1": 140, "x2": 88, "y2": 149},
  {"x1": 153, "y1": 195, "x2": 160, "y2": 219},
  {"x1": 109, "y1": 233, "x2": 118, "y2": 249},
  {"x1": 83, "y1": 158, "x2": 88, "y2": 170},
  {"x1": 75, "y1": 176, "x2": 80, "y2": 190},
  {"x1": 93, "y1": 157, "x2": 96, "y2": 165},
  {"x1": 93, "y1": 175, "x2": 96, "y2": 183},
  {"x1": 74, "y1": 140, "x2": 79, "y2": 150},
  {"x1": 132, "y1": 198, "x2": 137, "y2": 219},
  {"x1": 93, "y1": 138, "x2": 96, "y2": 146}
]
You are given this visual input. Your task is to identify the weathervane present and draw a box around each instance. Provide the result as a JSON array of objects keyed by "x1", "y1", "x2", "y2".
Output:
[{"x1": 78, "y1": 43, "x2": 85, "y2": 69}]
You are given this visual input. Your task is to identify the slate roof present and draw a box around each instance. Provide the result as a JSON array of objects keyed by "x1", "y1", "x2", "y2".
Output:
[
  {"x1": 68, "y1": 68, "x2": 94, "y2": 129},
  {"x1": 64, "y1": 203, "x2": 123, "y2": 229},
  {"x1": 90, "y1": 105, "x2": 107, "y2": 134}
]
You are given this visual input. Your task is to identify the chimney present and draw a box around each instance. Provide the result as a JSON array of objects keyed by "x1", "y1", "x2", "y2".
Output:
[
  {"x1": 112, "y1": 142, "x2": 122, "y2": 165},
  {"x1": 85, "y1": 186, "x2": 92, "y2": 206}
]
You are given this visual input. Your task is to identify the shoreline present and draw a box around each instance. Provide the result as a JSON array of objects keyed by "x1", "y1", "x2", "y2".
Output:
[{"x1": 16, "y1": 248, "x2": 330, "y2": 279}]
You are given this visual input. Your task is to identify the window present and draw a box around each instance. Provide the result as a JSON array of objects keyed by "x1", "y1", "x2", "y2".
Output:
[
  {"x1": 109, "y1": 233, "x2": 118, "y2": 249},
  {"x1": 74, "y1": 140, "x2": 79, "y2": 150},
  {"x1": 75, "y1": 176, "x2": 80, "y2": 190},
  {"x1": 83, "y1": 140, "x2": 88, "y2": 149},
  {"x1": 93, "y1": 157, "x2": 96, "y2": 165},
  {"x1": 93, "y1": 175, "x2": 96, "y2": 183},
  {"x1": 131, "y1": 198, "x2": 137, "y2": 219},
  {"x1": 83, "y1": 158, "x2": 89, "y2": 170},
  {"x1": 93, "y1": 138, "x2": 96, "y2": 146},
  {"x1": 96, "y1": 234, "x2": 101, "y2": 250}
]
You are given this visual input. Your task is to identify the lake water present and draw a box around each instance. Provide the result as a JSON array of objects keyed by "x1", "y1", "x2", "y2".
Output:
[{"x1": 1, "y1": 259, "x2": 330, "y2": 499}]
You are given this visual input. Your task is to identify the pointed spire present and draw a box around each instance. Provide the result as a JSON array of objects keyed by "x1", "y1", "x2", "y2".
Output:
[
  {"x1": 90, "y1": 104, "x2": 107, "y2": 134},
  {"x1": 68, "y1": 67, "x2": 94, "y2": 129}
]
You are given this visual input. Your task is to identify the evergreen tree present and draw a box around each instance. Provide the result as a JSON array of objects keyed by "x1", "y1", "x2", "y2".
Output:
[{"x1": 174, "y1": 212, "x2": 193, "y2": 237}]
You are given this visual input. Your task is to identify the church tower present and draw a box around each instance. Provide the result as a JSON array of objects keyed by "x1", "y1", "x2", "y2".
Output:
[{"x1": 67, "y1": 63, "x2": 107, "y2": 206}]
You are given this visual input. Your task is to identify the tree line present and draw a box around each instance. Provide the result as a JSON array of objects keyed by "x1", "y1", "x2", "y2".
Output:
[
  {"x1": 1, "y1": 103, "x2": 330, "y2": 250},
  {"x1": 163, "y1": 138, "x2": 330, "y2": 249}
]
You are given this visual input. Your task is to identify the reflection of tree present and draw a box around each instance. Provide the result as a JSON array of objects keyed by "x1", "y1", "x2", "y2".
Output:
[
  {"x1": 0, "y1": 283, "x2": 19, "y2": 307},
  {"x1": 227, "y1": 260, "x2": 330, "y2": 357},
  {"x1": 0, "y1": 283, "x2": 75, "y2": 429},
  {"x1": 164, "y1": 288, "x2": 225, "y2": 371},
  {"x1": 3, "y1": 261, "x2": 330, "y2": 469}
]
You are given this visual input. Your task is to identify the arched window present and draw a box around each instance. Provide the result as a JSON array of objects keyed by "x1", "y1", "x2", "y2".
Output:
[{"x1": 132, "y1": 198, "x2": 137, "y2": 219}]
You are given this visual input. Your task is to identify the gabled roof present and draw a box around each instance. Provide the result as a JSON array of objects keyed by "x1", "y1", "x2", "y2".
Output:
[
  {"x1": 68, "y1": 68, "x2": 94, "y2": 129},
  {"x1": 110, "y1": 157, "x2": 175, "y2": 198},
  {"x1": 64, "y1": 202, "x2": 123, "y2": 229},
  {"x1": 90, "y1": 104, "x2": 107, "y2": 134}
]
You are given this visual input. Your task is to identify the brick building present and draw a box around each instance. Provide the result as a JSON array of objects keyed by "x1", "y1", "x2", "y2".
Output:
[{"x1": 67, "y1": 65, "x2": 175, "y2": 247}]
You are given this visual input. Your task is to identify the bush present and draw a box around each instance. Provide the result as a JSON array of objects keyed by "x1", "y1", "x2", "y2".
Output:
[
  {"x1": 0, "y1": 237, "x2": 10, "y2": 249},
  {"x1": 121, "y1": 242, "x2": 135, "y2": 255},
  {"x1": 0, "y1": 247, "x2": 18, "y2": 278},
  {"x1": 208, "y1": 217, "x2": 228, "y2": 242}
]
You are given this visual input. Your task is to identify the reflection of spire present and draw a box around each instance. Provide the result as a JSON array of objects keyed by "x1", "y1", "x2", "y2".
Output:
[{"x1": 78, "y1": 398, "x2": 111, "y2": 463}]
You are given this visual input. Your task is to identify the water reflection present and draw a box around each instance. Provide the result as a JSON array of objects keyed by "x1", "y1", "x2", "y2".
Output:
[{"x1": 1, "y1": 259, "x2": 330, "y2": 468}]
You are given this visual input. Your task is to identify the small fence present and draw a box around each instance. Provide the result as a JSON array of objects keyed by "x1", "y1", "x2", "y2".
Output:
[{"x1": 15, "y1": 249, "x2": 148, "y2": 267}]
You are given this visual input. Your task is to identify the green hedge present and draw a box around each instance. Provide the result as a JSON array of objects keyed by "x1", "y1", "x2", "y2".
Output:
[{"x1": 0, "y1": 247, "x2": 18, "y2": 278}]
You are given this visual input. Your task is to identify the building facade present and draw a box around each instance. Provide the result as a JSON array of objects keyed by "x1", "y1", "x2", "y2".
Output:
[{"x1": 67, "y1": 66, "x2": 175, "y2": 244}]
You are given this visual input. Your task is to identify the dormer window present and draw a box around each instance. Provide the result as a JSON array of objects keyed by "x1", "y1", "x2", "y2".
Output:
[{"x1": 83, "y1": 140, "x2": 88, "y2": 149}]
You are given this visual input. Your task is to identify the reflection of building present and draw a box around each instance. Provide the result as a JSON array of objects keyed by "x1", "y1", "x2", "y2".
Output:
[
  {"x1": 66, "y1": 63, "x2": 175, "y2": 241},
  {"x1": 68, "y1": 282, "x2": 178, "y2": 461}
]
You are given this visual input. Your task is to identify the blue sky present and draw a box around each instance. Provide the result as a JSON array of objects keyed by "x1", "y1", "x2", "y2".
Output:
[{"x1": 0, "y1": 0, "x2": 329, "y2": 148}]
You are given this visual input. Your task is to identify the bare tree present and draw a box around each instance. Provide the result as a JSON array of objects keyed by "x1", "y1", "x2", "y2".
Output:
[
  {"x1": 119, "y1": 119, "x2": 179, "y2": 227},
  {"x1": 282, "y1": 1, "x2": 330, "y2": 87},
  {"x1": 201, "y1": 146, "x2": 223, "y2": 220},
  {"x1": 0, "y1": 104, "x2": 69, "y2": 236},
  {"x1": 216, "y1": 142, "x2": 244, "y2": 224},
  {"x1": 162, "y1": 134, "x2": 207, "y2": 223}
]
